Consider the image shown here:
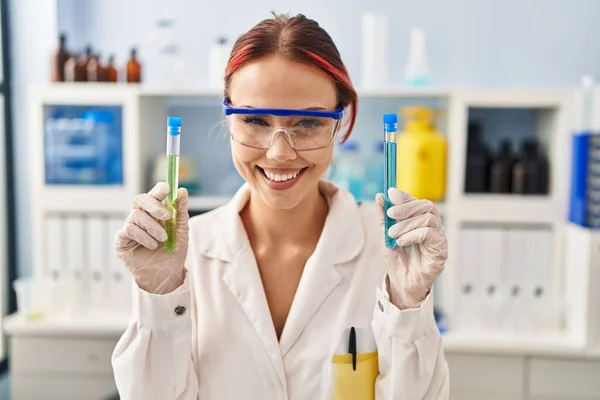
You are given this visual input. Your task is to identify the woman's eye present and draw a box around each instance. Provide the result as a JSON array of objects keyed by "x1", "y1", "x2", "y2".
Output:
[
  {"x1": 241, "y1": 117, "x2": 269, "y2": 126},
  {"x1": 296, "y1": 119, "x2": 323, "y2": 128}
]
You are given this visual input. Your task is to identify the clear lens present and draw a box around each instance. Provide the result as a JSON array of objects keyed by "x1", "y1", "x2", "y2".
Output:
[{"x1": 226, "y1": 114, "x2": 338, "y2": 150}]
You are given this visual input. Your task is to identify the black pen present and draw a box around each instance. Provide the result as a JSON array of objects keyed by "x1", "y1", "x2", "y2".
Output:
[{"x1": 348, "y1": 326, "x2": 357, "y2": 371}]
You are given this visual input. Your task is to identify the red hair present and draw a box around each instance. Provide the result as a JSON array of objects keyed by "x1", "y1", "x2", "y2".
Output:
[{"x1": 224, "y1": 13, "x2": 358, "y2": 142}]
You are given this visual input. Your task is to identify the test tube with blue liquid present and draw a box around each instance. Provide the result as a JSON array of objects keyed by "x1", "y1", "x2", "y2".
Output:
[
  {"x1": 383, "y1": 113, "x2": 397, "y2": 249},
  {"x1": 165, "y1": 117, "x2": 181, "y2": 252}
]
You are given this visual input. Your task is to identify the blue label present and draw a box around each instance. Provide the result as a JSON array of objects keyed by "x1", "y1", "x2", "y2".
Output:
[{"x1": 43, "y1": 105, "x2": 124, "y2": 185}]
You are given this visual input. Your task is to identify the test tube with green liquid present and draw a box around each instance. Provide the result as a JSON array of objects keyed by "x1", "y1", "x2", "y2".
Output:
[
  {"x1": 383, "y1": 113, "x2": 398, "y2": 249},
  {"x1": 165, "y1": 117, "x2": 181, "y2": 252}
]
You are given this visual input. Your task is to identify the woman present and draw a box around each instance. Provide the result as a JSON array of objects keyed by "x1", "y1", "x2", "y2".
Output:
[{"x1": 112, "y1": 13, "x2": 449, "y2": 400}]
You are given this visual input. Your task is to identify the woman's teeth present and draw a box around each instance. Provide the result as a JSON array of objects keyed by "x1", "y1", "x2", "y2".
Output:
[{"x1": 264, "y1": 169, "x2": 302, "y2": 182}]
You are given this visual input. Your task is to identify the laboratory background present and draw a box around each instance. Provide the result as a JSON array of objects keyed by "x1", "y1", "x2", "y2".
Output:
[{"x1": 0, "y1": 0, "x2": 598, "y2": 399}]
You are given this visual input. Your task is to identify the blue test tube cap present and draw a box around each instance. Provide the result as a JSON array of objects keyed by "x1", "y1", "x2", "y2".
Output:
[
  {"x1": 167, "y1": 117, "x2": 181, "y2": 127},
  {"x1": 167, "y1": 117, "x2": 181, "y2": 135},
  {"x1": 383, "y1": 113, "x2": 397, "y2": 124}
]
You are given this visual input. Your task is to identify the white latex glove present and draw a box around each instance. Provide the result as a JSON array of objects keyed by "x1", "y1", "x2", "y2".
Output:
[
  {"x1": 376, "y1": 188, "x2": 447, "y2": 309},
  {"x1": 114, "y1": 182, "x2": 189, "y2": 295}
]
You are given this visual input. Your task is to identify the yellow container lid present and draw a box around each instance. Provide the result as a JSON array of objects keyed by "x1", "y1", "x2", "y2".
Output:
[{"x1": 400, "y1": 106, "x2": 436, "y2": 132}]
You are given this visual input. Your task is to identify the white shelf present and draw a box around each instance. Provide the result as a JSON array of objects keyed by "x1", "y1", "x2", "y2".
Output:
[
  {"x1": 142, "y1": 85, "x2": 452, "y2": 99},
  {"x1": 3, "y1": 312, "x2": 129, "y2": 338},
  {"x1": 457, "y1": 88, "x2": 571, "y2": 108},
  {"x1": 355, "y1": 86, "x2": 452, "y2": 98},
  {"x1": 187, "y1": 196, "x2": 445, "y2": 214},
  {"x1": 139, "y1": 86, "x2": 222, "y2": 97},
  {"x1": 188, "y1": 195, "x2": 231, "y2": 211},
  {"x1": 442, "y1": 331, "x2": 596, "y2": 358},
  {"x1": 455, "y1": 194, "x2": 559, "y2": 224}
]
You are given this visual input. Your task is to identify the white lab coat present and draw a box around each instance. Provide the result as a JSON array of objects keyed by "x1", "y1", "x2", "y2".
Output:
[{"x1": 112, "y1": 180, "x2": 449, "y2": 400}]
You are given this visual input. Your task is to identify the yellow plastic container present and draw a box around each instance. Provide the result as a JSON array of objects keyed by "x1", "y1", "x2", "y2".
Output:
[{"x1": 396, "y1": 106, "x2": 447, "y2": 202}]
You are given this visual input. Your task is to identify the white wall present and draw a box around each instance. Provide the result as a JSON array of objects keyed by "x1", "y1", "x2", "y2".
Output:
[
  {"x1": 8, "y1": 0, "x2": 58, "y2": 276},
  {"x1": 58, "y1": 0, "x2": 600, "y2": 88},
  {"x1": 8, "y1": 0, "x2": 600, "y2": 276}
]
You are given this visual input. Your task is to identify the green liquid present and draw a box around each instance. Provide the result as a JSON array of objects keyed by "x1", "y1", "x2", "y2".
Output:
[
  {"x1": 384, "y1": 141, "x2": 397, "y2": 249},
  {"x1": 165, "y1": 154, "x2": 179, "y2": 252}
]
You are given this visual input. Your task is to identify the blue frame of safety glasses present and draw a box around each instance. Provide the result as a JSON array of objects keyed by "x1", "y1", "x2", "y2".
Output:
[{"x1": 222, "y1": 99, "x2": 345, "y2": 120}]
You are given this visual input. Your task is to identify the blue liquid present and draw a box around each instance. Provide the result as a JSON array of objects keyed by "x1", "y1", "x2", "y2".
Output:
[{"x1": 384, "y1": 141, "x2": 397, "y2": 249}]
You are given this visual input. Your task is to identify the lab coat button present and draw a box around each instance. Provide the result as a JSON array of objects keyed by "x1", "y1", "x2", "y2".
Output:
[
  {"x1": 378, "y1": 301, "x2": 384, "y2": 312},
  {"x1": 174, "y1": 305, "x2": 186, "y2": 316}
]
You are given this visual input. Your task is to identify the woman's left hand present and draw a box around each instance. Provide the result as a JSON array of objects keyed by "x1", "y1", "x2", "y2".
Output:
[{"x1": 376, "y1": 188, "x2": 448, "y2": 309}]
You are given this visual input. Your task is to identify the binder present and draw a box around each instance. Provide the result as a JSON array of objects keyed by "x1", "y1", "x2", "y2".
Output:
[
  {"x1": 65, "y1": 215, "x2": 86, "y2": 313},
  {"x1": 86, "y1": 216, "x2": 108, "y2": 308},
  {"x1": 44, "y1": 215, "x2": 64, "y2": 282},
  {"x1": 523, "y1": 228, "x2": 555, "y2": 332},
  {"x1": 107, "y1": 216, "x2": 132, "y2": 312},
  {"x1": 44, "y1": 214, "x2": 66, "y2": 312},
  {"x1": 504, "y1": 228, "x2": 528, "y2": 333},
  {"x1": 479, "y1": 227, "x2": 506, "y2": 331},
  {"x1": 457, "y1": 226, "x2": 483, "y2": 331}
]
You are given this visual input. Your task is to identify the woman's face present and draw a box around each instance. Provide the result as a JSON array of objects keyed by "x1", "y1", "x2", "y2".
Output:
[{"x1": 227, "y1": 55, "x2": 338, "y2": 210}]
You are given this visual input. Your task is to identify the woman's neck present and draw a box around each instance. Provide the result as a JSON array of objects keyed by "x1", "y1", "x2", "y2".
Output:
[{"x1": 242, "y1": 187, "x2": 329, "y2": 250}]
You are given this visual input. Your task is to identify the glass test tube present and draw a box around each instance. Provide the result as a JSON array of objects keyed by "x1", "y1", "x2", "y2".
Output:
[
  {"x1": 383, "y1": 113, "x2": 398, "y2": 249},
  {"x1": 165, "y1": 117, "x2": 181, "y2": 253}
]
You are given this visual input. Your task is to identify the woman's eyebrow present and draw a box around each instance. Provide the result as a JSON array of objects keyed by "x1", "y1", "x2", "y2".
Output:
[
  {"x1": 303, "y1": 106, "x2": 328, "y2": 111},
  {"x1": 237, "y1": 105, "x2": 330, "y2": 111}
]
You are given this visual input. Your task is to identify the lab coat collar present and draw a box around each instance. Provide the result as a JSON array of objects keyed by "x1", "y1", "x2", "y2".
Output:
[
  {"x1": 198, "y1": 179, "x2": 366, "y2": 265},
  {"x1": 201, "y1": 180, "x2": 367, "y2": 389}
]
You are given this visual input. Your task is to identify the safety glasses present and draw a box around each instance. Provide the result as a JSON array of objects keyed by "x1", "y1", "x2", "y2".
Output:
[{"x1": 222, "y1": 99, "x2": 344, "y2": 151}]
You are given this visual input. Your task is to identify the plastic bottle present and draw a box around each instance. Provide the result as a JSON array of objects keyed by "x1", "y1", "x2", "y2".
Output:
[
  {"x1": 209, "y1": 37, "x2": 232, "y2": 88},
  {"x1": 364, "y1": 141, "x2": 385, "y2": 201},
  {"x1": 396, "y1": 106, "x2": 447, "y2": 201},
  {"x1": 126, "y1": 48, "x2": 142, "y2": 83},
  {"x1": 464, "y1": 121, "x2": 491, "y2": 193},
  {"x1": 51, "y1": 33, "x2": 70, "y2": 82},
  {"x1": 405, "y1": 28, "x2": 432, "y2": 87},
  {"x1": 490, "y1": 140, "x2": 515, "y2": 193},
  {"x1": 361, "y1": 12, "x2": 389, "y2": 89},
  {"x1": 332, "y1": 141, "x2": 365, "y2": 201}
]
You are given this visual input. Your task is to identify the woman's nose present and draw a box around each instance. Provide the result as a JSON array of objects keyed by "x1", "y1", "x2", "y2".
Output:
[{"x1": 266, "y1": 131, "x2": 297, "y2": 162}]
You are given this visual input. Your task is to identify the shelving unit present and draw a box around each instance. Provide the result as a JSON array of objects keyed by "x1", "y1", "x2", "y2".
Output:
[
  {"x1": 7, "y1": 82, "x2": 599, "y2": 399},
  {"x1": 23, "y1": 84, "x2": 576, "y2": 325},
  {"x1": 17, "y1": 83, "x2": 589, "y2": 346},
  {"x1": 456, "y1": 195, "x2": 558, "y2": 223},
  {"x1": 438, "y1": 89, "x2": 573, "y2": 342}
]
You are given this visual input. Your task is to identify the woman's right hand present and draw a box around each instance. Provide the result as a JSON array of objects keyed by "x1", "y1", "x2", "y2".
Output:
[{"x1": 114, "y1": 182, "x2": 190, "y2": 295}]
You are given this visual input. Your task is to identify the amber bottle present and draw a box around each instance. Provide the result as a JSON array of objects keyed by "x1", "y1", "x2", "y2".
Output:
[
  {"x1": 89, "y1": 55, "x2": 110, "y2": 82},
  {"x1": 107, "y1": 55, "x2": 118, "y2": 82},
  {"x1": 512, "y1": 140, "x2": 549, "y2": 195},
  {"x1": 74, "y1": 47, "x2": 92, "y2": 81},
  {"x1": 87, "y1": 55, "x2": 101, "y2": 82},
  {"x1": 490, "y1": 140, "x2": 515, "y2": 193},
  {"x1": 126, "y1": 48, "x2": 141, "y2": 83},
  {"x1": 51, "y1": 33, "x2": 70, "y2": 82},
  {"x1": 64, "y1": 52, "x2": 85, "y2": 82}
]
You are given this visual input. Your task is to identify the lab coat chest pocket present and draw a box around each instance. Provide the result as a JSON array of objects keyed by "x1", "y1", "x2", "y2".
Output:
[{"x1": 321, "y1": 327, "x2": 379, "y2": 400}]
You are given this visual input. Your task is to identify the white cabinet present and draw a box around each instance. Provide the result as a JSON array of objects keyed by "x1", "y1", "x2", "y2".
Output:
[
  {"x1": 445, "y1": 346, "x2": 600, "y2": 400},
  {"x1": 4, "y1": 314, "x2": 125, "y2": 400},
  {"x1": 528, "y1": 357, "x2": 600, "y2": 400},
  {"x1": 446, "y1": 353, "x2": 526, "y2": 400}
]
